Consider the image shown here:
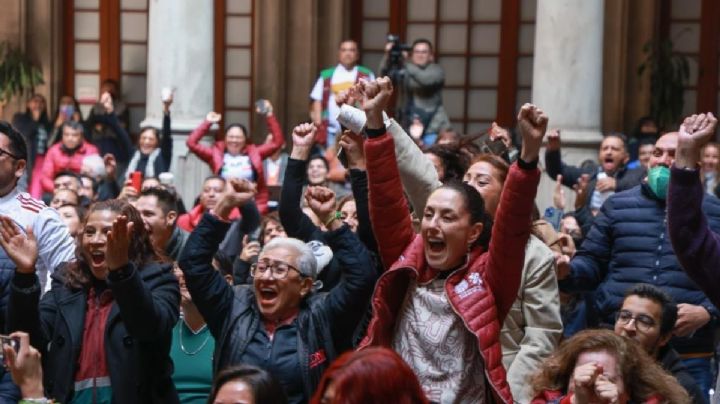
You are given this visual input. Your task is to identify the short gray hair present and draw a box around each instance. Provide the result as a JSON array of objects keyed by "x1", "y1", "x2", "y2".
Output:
[
  {"x1": 262, "y1": 237, "x2": 317, "y2": 280},
  {"x1": 82, "y1": 154, "x2": 106, "y2": 179}
]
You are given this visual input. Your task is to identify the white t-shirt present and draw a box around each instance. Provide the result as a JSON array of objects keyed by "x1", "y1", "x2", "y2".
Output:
[
  {"x1": 310, "y1": 64, "x2": 375, "y2": 136},
  {"x1": 221, "y1": 153, "x2": 255, "y2": 181},
  {"x1": 0, "y1": 189, "x2": 75, "y2": 292}
]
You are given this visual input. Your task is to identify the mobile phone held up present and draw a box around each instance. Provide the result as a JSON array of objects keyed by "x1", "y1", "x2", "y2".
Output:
[
  {"x1": 255, "y1": 99, "x2": 269, "y2": 115},
  {"x1": 130, "y1": 171, "x2": 143, "y2": 193},
  {"x1": 0, "y1": 335, "x2": 19, "y2": 364}
]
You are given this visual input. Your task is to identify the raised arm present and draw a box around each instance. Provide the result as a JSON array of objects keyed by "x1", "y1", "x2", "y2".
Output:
[
  {"x1": 544, "y1": 129, "x2": 588, "y2": 187},
  {"x1": 178, "y1": 179, "x2": 257, "y2": 337},
  {"x1": 253, "y1": 101, "x2": 286, "y2": 159},
  {"x1": 669, "y1": 112, "x2": 720, "y2": 308},
  {"x1": 360, "y1": 78, "x2": 416, "y2": 269},
  {"x1": 278, "y1": 123, "x2": 323, "y2": 241},
  {"x1": 99, "y1": 93, "x2": 135, "y2": 157},
  {"x1": 160, "y1": 96, "x2": 173, "y2": 170},
  {"x1": 186, "y1": 112, "x2": 221, "y2": 166},
  {"x1": 485, "y1": 103, "x2": 544, "y2": 322}
]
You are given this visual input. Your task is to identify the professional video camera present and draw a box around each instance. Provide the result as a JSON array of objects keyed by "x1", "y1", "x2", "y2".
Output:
[{"x1": 383, "y1": 34, "x2": 412, "y2": 84}]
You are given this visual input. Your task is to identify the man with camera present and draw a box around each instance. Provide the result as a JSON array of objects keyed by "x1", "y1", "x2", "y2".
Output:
[
  {"x1": 381, "y1": 38, "x2": 451, "y2": 144},
  {"x1": 309, "y1": 40, "x2": 375, "y2": 148}
]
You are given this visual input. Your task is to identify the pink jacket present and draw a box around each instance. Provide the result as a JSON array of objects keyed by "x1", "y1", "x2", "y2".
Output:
[
  {"x1": 186, "y1": 115, "x2": 285, "y2": 214},
  {"x1": 41, "y1": 142, "x2": 100, "y2": 193}
]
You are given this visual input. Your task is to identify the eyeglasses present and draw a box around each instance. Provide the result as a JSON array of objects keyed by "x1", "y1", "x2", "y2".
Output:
[
  {"x1": 0, "y1": 148, "x2": 21, "y2": 160},
  {"x1": 615, "y1": 310, "x2": 656, "y2": 332},
  {"x1": 250, "y1": 260, "x2": 303, "y2": 280}
]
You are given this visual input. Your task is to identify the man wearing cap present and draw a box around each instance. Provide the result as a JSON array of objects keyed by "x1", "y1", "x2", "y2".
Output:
[{"x1": 178, "y1": 177, "x2": 377, "y2": 404}]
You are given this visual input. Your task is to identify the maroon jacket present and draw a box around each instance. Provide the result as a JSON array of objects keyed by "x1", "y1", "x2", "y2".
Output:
[
  {"x1": 186, "y1": 115, "x2": 285, "y2": 214},
  {"x1": 359, "y1": 132, "x2": 540, "y2": 404}
]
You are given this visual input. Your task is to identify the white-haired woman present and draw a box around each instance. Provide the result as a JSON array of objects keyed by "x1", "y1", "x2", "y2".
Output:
[{"x1": 178, "y1": 179, "x2": 377, "y2": 404}]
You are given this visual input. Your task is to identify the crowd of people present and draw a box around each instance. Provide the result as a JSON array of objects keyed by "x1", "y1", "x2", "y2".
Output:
[{"x1": 0, "y1": 37, "x2": 718, "y2": 404}]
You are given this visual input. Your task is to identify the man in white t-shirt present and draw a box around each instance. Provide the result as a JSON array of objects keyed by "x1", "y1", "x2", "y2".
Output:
[{"x1": 309, "y1": 40, "x2": 375, "y2": 147}]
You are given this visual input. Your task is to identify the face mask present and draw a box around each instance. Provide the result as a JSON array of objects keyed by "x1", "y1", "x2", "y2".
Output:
[{"x1": 647, "y1": 166, "x2": 670, "y2": 200}]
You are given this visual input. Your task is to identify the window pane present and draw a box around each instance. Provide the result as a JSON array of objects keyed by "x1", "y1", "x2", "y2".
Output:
[
  {"x1": 121, "y1": 12, "x2": 148, "y2": 41},
  {"x1": 121, "y1": 44, "x2": 147, "y2": 73},
  {"x1": 75, "y1": 0, "x2": 99, "y2": 9},
  {"x1": 226, "y1": 16, "x2": 252, "y2": 46},
  {"x1": 224, "y1": 110, "x2": 250, "y2": 129},
  {"x1": 128, "y1": 106, "x2": 146, "y2": 135},
  {"x1": 440, "y1": 0, "x2": 468, "y2": 20},
  {"x1": 121, "y1": 74, "x2": 147, "y2": 104},
  {"x1": 364, "y1": 0, "x2": 389, "y2": 18},
  {"x1": 227, "y1": 0, "x2": 252, "y2": 14},
  {"x1": 121, "y1": 0, "x2": 147, "y2": 10},
  {"x1": 74, "y1": 12, "x2": 99, "y2": 40},
  {"x1": 226, "y1": 48, "x2": 252, "y2": 77},
  {"x1": 407, "y1": 23, "x2": 435, "y2": 44},
  {"x1": 438, "y1": 57, "x2": 466, "y2": 86},
  {"x1": 520, "y1": 0, "x2": 537, "y2": 21},
  {"x1": 407, "y1": 0, "x2": 436, "y2": 20},
  {"x1": 443, "y1": 89, "x2": 465, "y2": 119},
  {"x1": 467, "y1": 89, "x2": 497, "y2": 120},
  {"x1": 363, "y1": 20, "x2": 389, "y2": 50},
  {"x1": 362, "y1": 52, "x2": 384, "y2": 74},
  {"x1": 439, "y1": 24, "x2": 467, "y2": 53},
  {"x1": 687, "y1": 56, "x2": 698, "y2": 86},
  {"x1": 516, "y1": 88, "x2": 531, "y2": 112},
  {"x1": 518, "y1": 23, "x2": 535, "y2": 54},
  {"x1": 467, "y1": 122, "x2": 490, "y2": 136},
  {"x1": 671, "y1": 23, "x2": 700, "y2": 53},
  {"x1": 470, "y1": 24, "x2": 500, "y2": 53},
  {"x1": 75, "y1": 43, "x2": 100, "y2": 71},
  {"x1": 516, "y1": 56, "x2": 533, "y2": 86},
  {"x1": 470, "y1": 57, "x2": 499, "y2": 86},
  {"x1": 682, "y1": 89, "x2": 697, "y2": 118},
  {"x1": 75, "y1": 73, "x2": 100, "y2": 104},
  {"x1": 226, "y1": 79, "x2": 251, "y2": 108},
  {"x1": 472, "y1": 0, "x2": 501, "y2": 20},
  {"x1": 671, "y1": 0, "x2": 700, "y2": 19}
]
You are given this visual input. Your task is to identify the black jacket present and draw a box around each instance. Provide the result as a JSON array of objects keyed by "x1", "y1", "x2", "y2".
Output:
[
  {"x1": 658, "y1": 346, "x2": 707, "y2": 404},
  {"x1": 178, "y1": 213, "x2": 377, "y2": 398},
  {"x1": 7, "y1": 262, "x2": 180, "y2": 404}
]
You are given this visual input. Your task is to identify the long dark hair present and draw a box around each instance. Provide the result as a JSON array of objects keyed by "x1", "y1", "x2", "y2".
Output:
[
  {"x1": 62, "y1": 199, "x2": 158, "y2": 289},
  {"x1": 207, "y1": 365, "x2": 287, "y2": 404}
]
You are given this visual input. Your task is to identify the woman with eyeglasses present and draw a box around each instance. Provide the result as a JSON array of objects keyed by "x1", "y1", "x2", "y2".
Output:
[{"x1": 178, "y1": 176, "x2": 377, "y2": 404}]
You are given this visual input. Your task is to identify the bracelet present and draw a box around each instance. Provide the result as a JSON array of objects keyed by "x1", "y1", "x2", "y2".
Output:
[
  {"x1": 20, "y1": 399, "x2": 52, "y2": 404},
  {"x1": 323, "y1": 211, "x2": 341, "y2": 227}
]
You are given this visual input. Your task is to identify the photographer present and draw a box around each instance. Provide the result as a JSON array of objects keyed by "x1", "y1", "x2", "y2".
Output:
[{"x1": 380, "y1": 38, "x2": 451, "y2": 144}]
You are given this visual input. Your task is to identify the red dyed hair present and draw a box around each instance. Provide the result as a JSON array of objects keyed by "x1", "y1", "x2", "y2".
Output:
[{"x1": 310, "y1": 348, "x2": 428, "y2": 404}]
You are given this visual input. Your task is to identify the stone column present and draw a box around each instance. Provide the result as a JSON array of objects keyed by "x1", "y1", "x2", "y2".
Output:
[
  {"x1": 532, "y1": 0, "x2": 605, "y2": 212},
  {"x1": 140, "y1": 0, "x2": 215, "y2": 208}
]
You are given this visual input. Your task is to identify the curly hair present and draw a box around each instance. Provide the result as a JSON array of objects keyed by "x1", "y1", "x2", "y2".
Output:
[
  {"x1": 531, "y1": 329, "x2": 690, "y2": 404},
  {"x1": 424, "y1": 143, "x2": 469, "y2": 182},
  {"x1": 61, "y1": 199, "x2": 159, "y2": 289}
]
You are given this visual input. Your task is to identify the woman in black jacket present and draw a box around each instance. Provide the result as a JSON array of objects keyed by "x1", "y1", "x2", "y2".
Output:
[{"x1": 3, "y1": 199, "x2": 180, "y2": 404}]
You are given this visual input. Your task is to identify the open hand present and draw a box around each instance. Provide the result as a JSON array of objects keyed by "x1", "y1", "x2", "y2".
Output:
[
  {"x1": 574, "y1": 174, "x2": 591, "y2": 210},
  {"x1": 305, "y1": 186, "x2": 336, "y2": 224},
  {"x1": 106, "y1": 215, "x2": 133, "y2": 271},
  {"x1": 206, "y1": 111, "x2": 222, "y2": 124},
  {"x1": 517, "y1": 103, "x2": 548, "y2": 163},
  {"x1": 103, "y1": 153, "x2": 117, "y2": 179},
  {"x1": 0, "y1": 216, "x2": 37, "y2": 274}
]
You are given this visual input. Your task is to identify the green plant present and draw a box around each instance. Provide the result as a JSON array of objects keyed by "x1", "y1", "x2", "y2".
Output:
[
  {"x1": 638, "y1": 37, "x2": 690, "y2": 131},
  {"x1": 0, "y1": 42, "x2": 44, "y2": 104}
]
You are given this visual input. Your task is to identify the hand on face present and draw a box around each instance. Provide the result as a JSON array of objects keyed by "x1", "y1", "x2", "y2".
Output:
[{"x1": 100, "y1": 92, "x2": 114, "y2": 114}]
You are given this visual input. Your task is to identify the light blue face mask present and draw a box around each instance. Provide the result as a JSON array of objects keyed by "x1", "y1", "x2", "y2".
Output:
[{"x1": 647, "y1": 166, "x2": 670, "y2": 200}]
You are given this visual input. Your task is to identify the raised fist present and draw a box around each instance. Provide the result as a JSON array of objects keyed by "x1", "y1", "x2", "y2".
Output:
[
  {"x1": 517, "y1": 103, "x2": 548, "y2": 163},
  {"x1": 206, "y1": 111, "x2": 222, "y2": 124}
]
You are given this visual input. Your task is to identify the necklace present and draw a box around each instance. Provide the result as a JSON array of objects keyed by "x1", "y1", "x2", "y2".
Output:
[{"x1": 178, "y1": 321, "x2": 210, "y2": 356}]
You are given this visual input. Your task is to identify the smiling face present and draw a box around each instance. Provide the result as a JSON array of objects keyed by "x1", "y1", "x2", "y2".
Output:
[
  {"x1": 307, "y1": 158, "x2": 328, "y2": 185},
  {"x1": 421, "y1": 188, "x2": 482, "y2": 271},
  {"x1": 262, "y1": 219, "x2": 286, "y2": 245},
  {"x1": 225, "y1": 126, "x2": 247, "y2": 156},
  {"x1": 339, "y1": 200, "x2": 358, "y2": 232},
  {"x1": 252, "y1": 246, "x2": 312, "y2": 322},
  {"x1": 138, "y1": 128, "x2": 159, "y2": 155},
  {"x1": 598, "y1": 136, "x2": 627, "y2": 175},
  {"x1": 136, "y1": 195, "x2": 175, "y2": 249},
  {"x1": 81, "y1": 209, "x2": 119, "y2": 280},
  {"x1": 411, "y1": 42, "x2": 432, "y2": 66},
  {"x1": 701, "y1": 144, "x2": 720, "y2": 173}
]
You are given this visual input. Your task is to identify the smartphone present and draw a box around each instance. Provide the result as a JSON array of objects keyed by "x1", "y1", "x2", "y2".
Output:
[
  {"x1": 0, "y1": 335, "x2": 19, "y2": 363},
  {"x1": 255, "y1": 99, "x2": 269, "y2": 115},
  {"x1": 130, "y1": 171, "x2": 143, "y2": 193}
]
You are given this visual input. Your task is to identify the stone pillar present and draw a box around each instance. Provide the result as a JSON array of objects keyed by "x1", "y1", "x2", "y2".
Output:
[
  {"x1": 140, "y1": 0, "x2": 215, "y2": 208},
  {"x1": 532, "y1": 0, "x2": 605, "y2": 212}
]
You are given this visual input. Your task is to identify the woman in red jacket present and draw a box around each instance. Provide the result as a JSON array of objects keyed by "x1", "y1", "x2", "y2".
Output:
[
  {"x1": 40, "y1": 121, "x2": 99, "y2": 194},
  {"x1": 186, "y1": 100, "x2": 284, "y2": 214},
  {"x1": 349, "y1": 77, "x2": 545, "y2": 403}
]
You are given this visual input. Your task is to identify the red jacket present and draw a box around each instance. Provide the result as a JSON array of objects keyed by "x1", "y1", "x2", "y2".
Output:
[
  {"x1": 186, "y1": 115, "x2": 285, "y2": 214},
  {"x1": 176, "y1": 203, "x2": 240, "y2": 233},
  {"x1": 531, "y1": 390, "x2": 662, "y2": 404},
  {"x1": 41, "y1": 141, "x2": 100, "y2": 193},
  {"x1": 359, "y1": 132, "x2": 540, "y2": 404}
]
